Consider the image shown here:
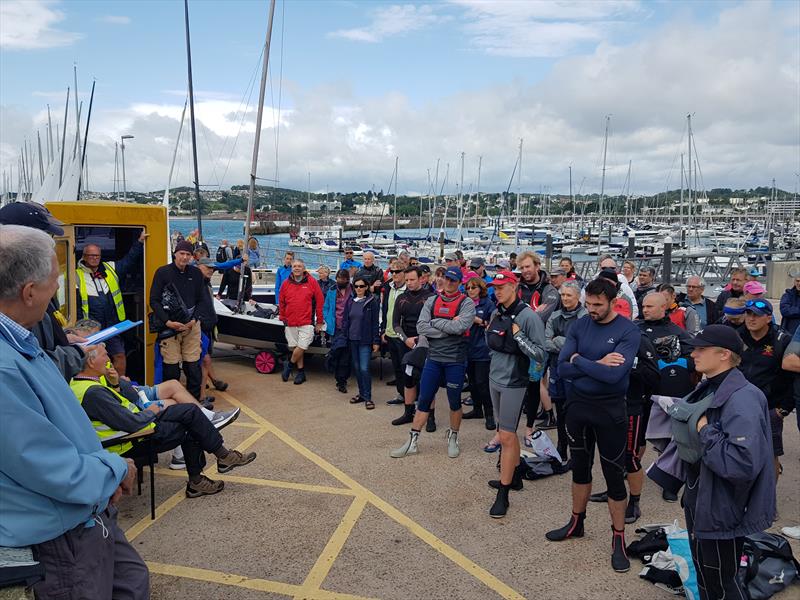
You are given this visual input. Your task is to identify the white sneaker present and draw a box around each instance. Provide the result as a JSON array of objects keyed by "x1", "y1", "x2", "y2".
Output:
[
  {"x1": 169, "y1": 455, "x2": 186, "y2": 470},
  {"x1": 781, "y1": 525, "x2": 800, "y2": 540},
  {"x1": 390, "y1": 432, "x2": 419, "y2": 458},
  {"x1": 446, "y1": 429, "x2": 460, "y2": 458},
  {"x1": 210, "y1": 408, "x2": 240, "y2": 431}
]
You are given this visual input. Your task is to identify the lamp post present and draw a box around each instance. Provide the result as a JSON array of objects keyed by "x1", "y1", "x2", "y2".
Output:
[{"x1": 121, "y1": 134, "x2": 134, "y2": 200}]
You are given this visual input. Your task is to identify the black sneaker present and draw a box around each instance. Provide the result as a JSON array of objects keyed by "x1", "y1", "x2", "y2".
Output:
[
  {"x1": 489, "y1": 486, "x2": 510, "y2": 519},
  {"x1": 611, "y1": 529, "x2": 630, "y2": 573},
  {"x1": 662, "y1": 489, "x2": 678, "y2": 503},
  {"x1": 545, "y1": 513, "x2": 585, "y2": 541},
  {"x1": 485, "y1": 415, "x2": 496, "y2": 430},
  {"x1": 391, "y1": 405, "x2": 415, "y2": 426},
  {"x1": 336, "y1": 382, "x2": 347, "y2": 394},
  {"x1": 589, "y1": 490, "x2": 609, "y2": 503},
  {"x1": 462, "y1": 408, "x2": 484, "y2": 420},
  {"x1": 281, "y1": 361, "x2": 293, "y2": 382},
  {"x1": 293, "y1": 370, "x2": 306, "y2": 385},
  {"x1": 387, "y1": 394, "x2": 404, "y2": 405},
  {"x1": 624, "y1": 501, "x2": 641, "y2": 524}
]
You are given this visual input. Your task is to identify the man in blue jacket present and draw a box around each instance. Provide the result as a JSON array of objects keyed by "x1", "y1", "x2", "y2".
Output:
[
  {"x1": 684, "y1": 325, "x2": 776, "y2": 600},
  {"x1": 273, "y1": 250, "x2": 294, "y2": 297},
  {"x1": 779, "y1": 272, "x2": 800, "y2": 334},
  {"x1": 0, "y1": 225, "x2": 148, "y2": 598}
]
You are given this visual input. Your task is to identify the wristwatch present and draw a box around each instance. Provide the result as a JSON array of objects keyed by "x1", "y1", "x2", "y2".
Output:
[{"x1": 778, "y1": 408, "x2": 790, "y2": 418}]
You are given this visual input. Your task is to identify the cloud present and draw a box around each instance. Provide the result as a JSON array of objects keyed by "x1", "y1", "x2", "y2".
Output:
[
  {"x1": 97, "y1": 15, "x2": 131, "y2": 25},
  {"x1": 0, "y1": 0, "x2": 82, "y2": 50},
  {"x1": 328, "y1": 4, "x2": 445, "y2": 43},
  {"x1": 451, "y1": 0, "x2": 643, "y2": 57},
  {"x1": 1, "y1": 2, "x2": 797, "y2": 196}
]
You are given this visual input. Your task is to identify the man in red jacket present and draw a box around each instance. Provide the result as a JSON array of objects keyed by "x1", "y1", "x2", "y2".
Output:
[{"x1": 279, "y1": 258, "x2": 325, "y2": 385}]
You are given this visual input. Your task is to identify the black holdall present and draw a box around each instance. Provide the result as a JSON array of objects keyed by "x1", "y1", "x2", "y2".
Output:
[
  {"x1": 738, "y1": 532, "x2": 800, "y2": 599},
  {"x1": 148, "y1": 283, "x2": 191, "y2": 340}
]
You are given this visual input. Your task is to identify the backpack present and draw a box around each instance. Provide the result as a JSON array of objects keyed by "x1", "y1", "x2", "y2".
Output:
[
  {"x1": 486, "y1": 301, "x2": 528, "y2": 355},
  {"x1": 738, "y1": 532, "x2": 800, "y2": 599}
]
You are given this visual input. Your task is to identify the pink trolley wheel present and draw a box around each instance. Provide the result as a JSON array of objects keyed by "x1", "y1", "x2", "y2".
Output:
[{"x1": 254, "y1": 350, "x2": 277, "y2": 374}]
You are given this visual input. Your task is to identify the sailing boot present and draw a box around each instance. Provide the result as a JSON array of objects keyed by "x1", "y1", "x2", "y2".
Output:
[
  {"x1": 489, "y1": 484, "x2": 511, "y2": 519},
  {"x1": 425, "y1": 409, "x2": 437, "y2": 433},
  {"x1": 390, "y1": 431, "x2": 420, "y2": 458},
  {"x1": 462, "y1": 406, "x2": 484, "y2": 420},
  {"x1": 489, "y1": 457, "x2": 525, "y2": 491},
  {"x1": 611, "y1": 527, "x2": 631, "y2": 573},
  {"x1": 545, "y1": 512, "x2": 586, "y2": 541},
  {"x1": 391, "y1": 404, "x2": 416, "y2": 426}
]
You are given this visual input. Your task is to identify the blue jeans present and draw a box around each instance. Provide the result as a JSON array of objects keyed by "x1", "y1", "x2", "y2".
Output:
[
  {"x1": 417, "y1": 359, "x2": 466, "y2": 413},
  {"x1": 349, "y1": 343, "x2": 372, "y2": 400}
]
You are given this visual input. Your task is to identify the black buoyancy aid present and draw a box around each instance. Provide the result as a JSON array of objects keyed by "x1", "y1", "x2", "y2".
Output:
[
  {"x1": 486, "y1": 299, "x2": 527, "y2": 354},
  {"x1": 432, "y1": 292, "x2": 470, "y2": 336}
]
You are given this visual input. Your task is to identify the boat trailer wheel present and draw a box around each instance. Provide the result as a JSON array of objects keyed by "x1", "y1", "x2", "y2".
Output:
[{"x1": 255, "y1": 350, "x2": 278, "y2": 374}]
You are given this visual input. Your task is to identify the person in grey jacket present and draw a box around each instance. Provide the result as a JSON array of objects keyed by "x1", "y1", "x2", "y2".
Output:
[
  {"x1": 682, "y1": 325, "x2": 776, "y2": 600},
  {"x1": 484, "y1": 271, "x2": 547, "y2": 518},
  {"x1": 390, "y1": 266, "x2": 475, "y2": 459},
  {"x1": 544, "y1": 281, "x2": 588, "y2": 462}
]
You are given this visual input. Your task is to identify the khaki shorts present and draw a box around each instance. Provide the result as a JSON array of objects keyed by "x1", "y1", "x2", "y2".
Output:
[
  {"x1": 285, "y1": 325, "x2": 314, "y2": 350},
  {"x1": 159, "y1": 324, "x2": 202, "y2": 364}
]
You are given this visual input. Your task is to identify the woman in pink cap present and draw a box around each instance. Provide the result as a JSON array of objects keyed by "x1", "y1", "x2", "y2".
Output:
[{"x1": 743, "y1": 280, "x2": 767, "y2": 300}]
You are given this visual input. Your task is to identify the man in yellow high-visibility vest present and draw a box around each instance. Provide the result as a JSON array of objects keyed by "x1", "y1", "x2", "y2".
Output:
[{"x1": 76, "y1": 231, "x2": 146, "y2": 375}]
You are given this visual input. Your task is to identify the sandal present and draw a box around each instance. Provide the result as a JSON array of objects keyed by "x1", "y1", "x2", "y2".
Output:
[
  {"x1": 364, "y1": 399, "x2": 375, "y2": 410},
  {"x1": 349, "y1": 395, "x2": 364, "y2": 404},
  {"x1": 483, "y1": 439, "x2": 501, "y2": 453}
]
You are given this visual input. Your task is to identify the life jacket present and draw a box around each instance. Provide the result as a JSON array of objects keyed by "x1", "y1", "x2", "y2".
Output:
[
  {"x1": 69, "y1": 378, "x2": 155, "y2": 455},
  {"x1": 612, "y1": 296, "x2": 633, "y2": 320},
  {"x1": 667, "y1": 305, "x2": 687, "y2": 330},
  {"x1": 486, "y1": 300, "x2": 528, "y2": 355},
  {"x1": 432, "y1": 292, "x2": 469, "y2": 336},
  {"x1": 77, "y1": 262, "x2": 126, "y2": 322}
]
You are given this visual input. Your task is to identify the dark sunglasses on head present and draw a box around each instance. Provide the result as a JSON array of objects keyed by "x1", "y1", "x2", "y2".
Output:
[
  {"x1": 390, "y1": 269, "x2": 403, "y2": 274},
  {"x1": 353, "y1": 284, "x2": 367, "y2": 289},
  {"x1": 493, "y1": 273, "x2": 513, "y2": 281}
]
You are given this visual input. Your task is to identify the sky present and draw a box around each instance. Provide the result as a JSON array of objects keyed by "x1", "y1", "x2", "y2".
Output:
[{"x1": 1, "y1": 0, "x2": 798, "y2": 196}]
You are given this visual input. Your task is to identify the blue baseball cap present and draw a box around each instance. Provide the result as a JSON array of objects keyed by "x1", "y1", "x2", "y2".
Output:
[
  {"x1": 744, "y1": 298, "x2": 773, "y2": 316},
  {"x1": 0, "y1": 202, "x2": 64, "y2": 235},
  {"x1": 444, "y1": 266, "x2": 462, "y2": 281}
]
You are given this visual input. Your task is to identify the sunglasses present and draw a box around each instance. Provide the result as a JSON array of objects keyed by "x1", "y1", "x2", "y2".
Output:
[
  {"x1": 745, "y1": 299, "x2": 769, "y2": 311},
  {"x1": 353, "y1": 284, "x2": 367, "y2": 289},
  {"x1": 390, "y1": 269, "x2": 403, "y2": 274},
  {"x1": 493, "y1": 274, "x2": 514, "y2": 281},
  {"x1": 465, "y1": 285, "x2": 480, "y2": 290}
]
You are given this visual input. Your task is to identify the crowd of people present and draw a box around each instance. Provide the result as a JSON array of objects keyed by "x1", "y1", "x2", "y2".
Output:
[{"x1": 1, "y1": 200, "x2": 798, "y2": 599}]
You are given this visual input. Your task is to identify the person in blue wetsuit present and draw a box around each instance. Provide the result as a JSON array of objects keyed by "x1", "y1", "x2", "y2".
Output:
[{"x1": 546, "y1": 277, "x2": 640, "y2": 574}]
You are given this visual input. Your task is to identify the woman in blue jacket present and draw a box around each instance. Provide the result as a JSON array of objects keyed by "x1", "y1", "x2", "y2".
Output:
[
  {"x1": 462, "y1": 275, "x2": 495, "y2": 431},
  {"x1": 343, "y1": 275, "x2": 380, "y2": 409}
]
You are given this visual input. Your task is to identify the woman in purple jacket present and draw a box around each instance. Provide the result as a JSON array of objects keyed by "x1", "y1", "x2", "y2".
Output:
[{"x1": 343, "y1": 275, "x2": 380, "y2": 409}]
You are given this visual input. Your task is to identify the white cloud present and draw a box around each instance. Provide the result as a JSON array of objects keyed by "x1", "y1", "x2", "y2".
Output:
[
  {"x1": 1, "y1": 2, "x2": 797, "y2": 196},
  {"x1": 0, "y1": 0, "x2": 82, "y2": 50},
  {"x1": 329, "y1": 4, "x2": 445, "y2": 43},
  {"x1": 451, "y1": 0, "x2": 642, "y2": 57},
  {"x1": 97, "y1": 15, "x2": 131, "y2": 25}
]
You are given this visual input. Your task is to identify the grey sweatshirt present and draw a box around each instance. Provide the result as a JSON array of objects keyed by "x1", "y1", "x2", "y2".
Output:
[
  {"x1": 415, "y1": 293, "x2": 475, "y2": 363},
  {"x1": 488, "y1": 302, "x2": 547, "y2": 388}
]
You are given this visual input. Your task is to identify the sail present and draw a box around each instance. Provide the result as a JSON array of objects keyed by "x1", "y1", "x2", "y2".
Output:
[
  {"x1": 31, "y1": 158, "x2": 61, "y2": 203},
  {"x1": 52, "y1": 150, "x2": 81, "y2": 201}
]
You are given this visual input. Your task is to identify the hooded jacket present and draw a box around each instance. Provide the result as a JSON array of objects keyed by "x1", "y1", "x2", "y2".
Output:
[
  {"x1": 780, "y1": 286, "x2": 800, "y2": 334},
  {"x1": 278, "y1": 272, "x2": 325, "y2": 327},
  {"x1": 683, "y1": 369, "x2": 776, "y2": 540}
]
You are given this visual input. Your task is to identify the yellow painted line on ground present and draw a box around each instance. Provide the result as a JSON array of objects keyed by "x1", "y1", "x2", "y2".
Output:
[
  {"x1": 154, "y1": 467, "x2": 356, "y2": 496},
  {"x1": 147, "y1": 561, "x2": 378, "y2": 600},
  {"x1": 229, "y1": 420, "x2": 264, "y2": 429},
  {"x1": 222, "y1": 391, "x2": 526, "y2": 600},
  {"x1": 125, "y1": 489, "x2": 186, "y2": 541},
  {"x1": 298, "y1": 497, "x2": 368, "y2": 596},
  {"x1": 218, "y1": 391, "x2": 271, "y2": 427}
]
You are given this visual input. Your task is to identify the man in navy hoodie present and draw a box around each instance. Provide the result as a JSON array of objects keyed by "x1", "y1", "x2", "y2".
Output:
[{"x1": 546, "y1": 278, "x2": 640, "y2": 574}]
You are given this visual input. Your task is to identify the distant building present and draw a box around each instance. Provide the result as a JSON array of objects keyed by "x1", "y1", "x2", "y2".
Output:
[
  {"x1": 307, "y1": 199, "x2": 342, "y2": 212},
  {"x1": 354, "y1": 202, "x2": 390, "y2": 216}
]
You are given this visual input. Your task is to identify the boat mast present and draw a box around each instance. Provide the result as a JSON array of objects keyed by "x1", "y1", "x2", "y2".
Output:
[
  {"x1": 598, "y1": 115, "x2": 609, "y2": 253},
  {"x1": 687, "y1": 114, "x2": 693, "y2": 233},
  {"x1": 392, "y1": 155, "x2": 398, "y2": 235},
  {"x1": 76, "y1": 79, "x2": 95, "y2": 200},
  {"x1": 184, "y1": 0, "x2": 204, "y2": 241},
  {"x1": 457, "y1": 151, "x2": 464, "y2": 245},
  {"x1": 515, "y1": 138, "x2": 522, "y2": 249},
  {"x1": 475, "y1": 155, "x2": 482, "y2": 230},
  {"x1": 239, "y1": 0, "x2": 276, "y2": 307},
  {"x1": 164, "y1": 98, "x2": 188, "y2": 209}
]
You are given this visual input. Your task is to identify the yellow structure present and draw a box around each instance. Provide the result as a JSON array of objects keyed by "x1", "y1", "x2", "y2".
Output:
[{"x1": 46, "y1": 201, "x2": 168, "y2": 384}]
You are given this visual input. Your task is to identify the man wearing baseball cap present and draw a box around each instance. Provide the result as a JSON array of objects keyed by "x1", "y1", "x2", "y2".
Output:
[
  {"x1": 678, "y1": 325, "x2": 776, "y2": 600},
  {"x1": 738, "y1": 299, "x2": 793, "y2": 478},
  {"x1": 390, "y1": 265, "x2": 475, "y2": 459},
  {"x1": 0, "y1": 202, "x2": 86, "y2": 380}
]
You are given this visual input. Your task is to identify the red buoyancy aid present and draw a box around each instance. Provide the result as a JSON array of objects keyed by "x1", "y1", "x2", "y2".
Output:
[
  {"x1": 668, "y1": 305, "x2": 687, "y2": 330},
  {"x1": 432, "y1": 292, "x2": 470, "y2": 336}
]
